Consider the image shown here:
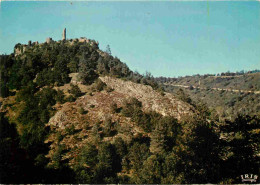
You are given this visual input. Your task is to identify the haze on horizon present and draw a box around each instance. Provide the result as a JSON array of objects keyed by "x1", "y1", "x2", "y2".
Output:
[{"x1": 0, "y1": 1, "x2": 260, "y2": 77}]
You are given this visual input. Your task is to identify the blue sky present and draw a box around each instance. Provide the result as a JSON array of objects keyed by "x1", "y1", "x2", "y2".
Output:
[{"x1": 0, "y1": 1, "x2": 260, "y2": 77}]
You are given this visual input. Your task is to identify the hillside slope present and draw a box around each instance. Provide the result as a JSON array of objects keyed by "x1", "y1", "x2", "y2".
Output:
[
  {"x1": 157, "y1": 73, "x2": 260, "y2": 120},
  {"x1": 45, "y1": 76, "x2": 196, "y2": 167},
  {"x1": 160, "y1": 72, "x2": 260, "y2": 91}
]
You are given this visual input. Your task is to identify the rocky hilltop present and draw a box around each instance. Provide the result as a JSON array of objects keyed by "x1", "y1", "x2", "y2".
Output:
[
  {"x1": 99, "y1": 76, "x2": 195, "y2": 119},
  {"x1": 46, "y1": 75, "x2": 196, "y2": 167}
]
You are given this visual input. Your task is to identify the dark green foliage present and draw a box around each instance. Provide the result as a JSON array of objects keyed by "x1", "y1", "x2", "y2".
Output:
[
  {"x1": 16, "y1": 86, "x2": 57, "y2": 163},
  {"x1": 113, "y1": 137, "x2": 128, "y2": 158},
  {"x1": 55, "y1": 89, "x2": 65, "y2": 103},
  {"x1": 219, "y1": 115, "x2": 260, "y2": 183},
  {"x1": 128, "y1": 71, "x2": 159, "y2": 89},
  {"x1": 0, "y1": 81, "x2": 10, "y2": 98},
  {"x1": 103, "y1": 116, "x2": 113, "y2": 136},
  {"x1": 110, "y1": 102, "x2": 119, "y2": 113},
  {"x1": 181, "y1": 120, "x2": 222, "y2": 183},
  {"x1": 106, "y1": 45, "x2": 112, "y2": 55},
  {"x1": 92, "y1": 79, "x2": 107, "y2": 92},
  {"x1": 79, "y1": 107, "x2": 87, "y2": 114},
  {"x1": 150, "y1": 128, "x2": 165, "y2": 154},
  {"x1": 0, "y1": 113, "x2": 28, "y2": 183},
  {"x1": 67, "y1": 59, "x2": 79, "y2": 73},
  {"x1": 94, "y1": 143, "x2": 121, "y2": 183},
  {"x1": 69, "y1": 84, "x2": 82, "y2": 98},
  {"x1": 0, "y1": 112, "x2": 75, "y2": 184},
  {"x1": 66, "y1": 95, "x2": 76, "y2": 102},
  {"x1": 78, "y1": 53, "x2": 99, "y2": 85},
  {"x1": 128, "y1": 142, "x2": 150, "y2": 173},
  {"x1": 121, "y1": 97, "x2": 142, "y2": 117},
  {"x1": 53, "y1": 58, "x2": 71, "y2": 85},
  {"x1": 74, "y1": 144, "x2": 98, "y2": 183},
  {"x1": 176, "y1": 88, "x2": 192, "y2": 104}
]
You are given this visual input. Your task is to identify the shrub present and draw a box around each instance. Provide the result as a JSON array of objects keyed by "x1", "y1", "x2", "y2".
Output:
[
  {"x1": 92, "y1": 79, "x2": 107, "y2": 92},
  {"x1": 78, "y1": 107, "x2": 88, "y2": 114},
  {"x1": 106, "y1": 86, "x2": 114, "y2": 92},
  {"x1": 121, "y1": 98, "x2": 142, "y2": 117},
  {"x1": 56, "y1": 89, "x2": 65, "y2": 103},
  {"x1": 110, "y1": 103, "x2": 119, "y2": 113},
  {"x1": 66, "y1": 95, "x2": 76, "y2": 102},
  {"x1": 69, "y1": 84, "x2": 82, "y2": 98}
]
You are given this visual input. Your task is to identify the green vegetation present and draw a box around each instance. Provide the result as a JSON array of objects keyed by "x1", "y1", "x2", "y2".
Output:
[
  {"x1": 0, "y1": 39, "x2": 259, "y2": 184},
  {"x1": 158, "y1": 72, "x2": 260, "y2": 120},
  {"x1": 164, "y1": 84, "x2": 260, "y2": 121}
]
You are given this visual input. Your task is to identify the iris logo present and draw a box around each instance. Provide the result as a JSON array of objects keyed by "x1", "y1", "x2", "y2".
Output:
[{"x1": 241, "y1": 174, "x2": 258, "y2": 183}]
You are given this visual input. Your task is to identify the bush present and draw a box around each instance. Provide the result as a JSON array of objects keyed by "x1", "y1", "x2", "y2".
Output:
[
  {"x1": 92, "y1": 79, "x2": 107, "y2": 92},
  {"x1": 106, "y1": 86, "x2": 114, "y2": 92},
  {"x1": 110, "y1": 103, "x2": 119, "y2": 113},
  {"x1": 69, "y1": 84, "x2": 82, "y2": 98},
  {"x1": 56, "y1": 89, "x2": 65, "y2": 103},
  {"x1": 66, "y1": 95, "x2": 76, "y2": 102},
  {"x1": 78, "y1": 107, "x2": 88, "y2": 114},
  {"x1": 121, "y1": 97, "x2": 142, "y2": 117}
]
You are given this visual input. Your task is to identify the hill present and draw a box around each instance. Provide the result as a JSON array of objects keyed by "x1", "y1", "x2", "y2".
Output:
[
  {"x1": 0, "y1": 36, "x2": 259, "y2": 184},
  {"x1": 156, "y1": 73, "x2": 260, "y2": 120}
]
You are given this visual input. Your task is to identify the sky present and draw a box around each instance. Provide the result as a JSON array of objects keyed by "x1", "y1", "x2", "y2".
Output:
[{"x1": 0, "y1": 1, "x2": 260, "y2": 77}]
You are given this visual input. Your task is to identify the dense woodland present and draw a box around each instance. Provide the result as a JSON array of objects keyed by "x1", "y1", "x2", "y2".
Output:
[{"x1": 0, "y1": 40, "x2": 259, "y2": 183}]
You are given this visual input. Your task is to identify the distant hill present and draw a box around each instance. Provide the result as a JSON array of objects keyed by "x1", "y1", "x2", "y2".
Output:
[
  {"x1": 157, "y1": 72, "x2": 260, "y2": 91},
  {"x1": 156, "y1": 72, "x2": 260, "y2": 120}
]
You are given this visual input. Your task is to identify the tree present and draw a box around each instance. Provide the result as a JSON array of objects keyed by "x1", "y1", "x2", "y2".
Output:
[
  {"x1": 93, "y1": 143, "x2": 120, "y2": 183},
  {"x1": 150, "y1": 127, "x2": 165, "y2": 154},
  {"x1": 175, "y1": 118, "x2": 222, "y2": 184},
  {"x1": 106, "y1": 45, "x2": 111, "y2": 55},
  {"x1": 55, "y1": 89, "x2": 65, "y2": 103},
  {"x1": 136, "y1": 155, "x2": 164, "y2": 184},
  {"x1": 67, "y1": 59, "x2": 79, "y2": 73},
  {"x1": 78, "y1": 53, "x2": 98, "y2": 85},
  {"x1": 53, "y1": 58, "x2": 71, "y2": 85},
  {"x1": 74, "y1": 144, "x2": 98, "y2": 183},
  {"x1": 103, "y1": 116, "x2": 113, "y2": 136},
  {"x1": 128, "y1": 142, "x2": 150, "y2": 173},
  {"x1": 219, "y1": 115, "x2": 260, "y2": 183}
]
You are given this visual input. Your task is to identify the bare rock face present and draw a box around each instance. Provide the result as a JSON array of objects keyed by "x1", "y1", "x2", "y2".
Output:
[
  {"x1": 45, "y1": 76, "x2": 196, "y2": 167},
  {"x1": 99, "y1": 76, "x2": 195, "y2": 120}
]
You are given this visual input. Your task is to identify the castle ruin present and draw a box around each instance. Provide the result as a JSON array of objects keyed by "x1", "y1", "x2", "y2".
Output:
[{"x1": 14, "y1": 28, "x2": 100, "y2": 56}]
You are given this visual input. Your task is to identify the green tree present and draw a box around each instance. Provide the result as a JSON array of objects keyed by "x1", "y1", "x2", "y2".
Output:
[
  {"x1": 93, "y1": 143, "x2": 120, "y2": 183},
  {"x1": 128, "y1": 142, "x2": 150, "y2": 173},
  {"x1": 220, "y1": 115, "x2": 260, "y2": 183},
  {"x1": 74, "y1": 144, "x2": 98, "y2": 183},
  {"x1": 106, "y1": 45, "x2": 111, "y2": 55},
  {"x1": 78, "y1": 54, "x2": 98, "y2": 85}
]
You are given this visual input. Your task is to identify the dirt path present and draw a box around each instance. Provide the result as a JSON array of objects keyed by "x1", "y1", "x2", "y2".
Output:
[{"x1": 165, "y1": 83, "x2": 260, "y2": 94}]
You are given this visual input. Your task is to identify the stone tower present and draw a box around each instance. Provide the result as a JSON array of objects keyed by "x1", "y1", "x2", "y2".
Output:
[{"x1": 62, "y1": 28, "x2": 66, "y2": 40}]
